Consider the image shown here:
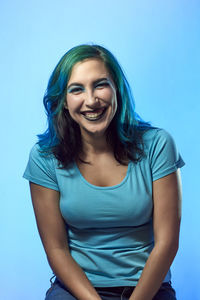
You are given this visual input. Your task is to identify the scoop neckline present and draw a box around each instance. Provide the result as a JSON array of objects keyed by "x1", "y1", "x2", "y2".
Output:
[{"x1": 74, "y1": 161, "x2": 131, "y2": 190}]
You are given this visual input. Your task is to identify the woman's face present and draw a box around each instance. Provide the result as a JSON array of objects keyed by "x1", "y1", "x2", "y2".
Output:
[{"x1": 65, "y1": 58, "x2": 117, "y2": 140}]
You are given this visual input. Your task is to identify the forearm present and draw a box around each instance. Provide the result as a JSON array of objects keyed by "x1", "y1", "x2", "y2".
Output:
[
  {"x1": 129, "y1": 242, "x2": 178, "y2": 300},
  {"x1": 46, "y1": 248, "x2": 101, "y2": 300}
]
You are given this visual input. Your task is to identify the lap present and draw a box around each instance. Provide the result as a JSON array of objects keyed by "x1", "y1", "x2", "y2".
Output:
[
  {"x1": 45, "y1": 278, "x2": 176, "y2": 300},
  {"x1": 152, "y1": 282, "x2": 177, "y2": 300},
  {"x1": 45, "y1": 280, "x2": 76, "y2": 300}
]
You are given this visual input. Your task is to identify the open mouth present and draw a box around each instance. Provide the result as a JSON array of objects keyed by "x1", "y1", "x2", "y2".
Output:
[{"x1": 81, "y1": 107, "x2": 107, "y2": 121}]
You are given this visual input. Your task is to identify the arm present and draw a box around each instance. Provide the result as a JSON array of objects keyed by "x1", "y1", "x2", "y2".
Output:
[
  {"x1": 29, "y1": 182, "x2": 101, "y2": 300},
  {"x1": 129, "y1": 169, "x2": 182, "y2": 300}
]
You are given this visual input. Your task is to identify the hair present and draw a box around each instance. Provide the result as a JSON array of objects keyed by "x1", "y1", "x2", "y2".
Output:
[{"x1": 37, "y1": 44, "x2": 154, "y2": 168}]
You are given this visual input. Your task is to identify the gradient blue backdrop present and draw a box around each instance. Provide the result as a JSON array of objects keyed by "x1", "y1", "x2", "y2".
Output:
[{"x1": 1, "y1": 0, "x2": 199, "y2": 299}]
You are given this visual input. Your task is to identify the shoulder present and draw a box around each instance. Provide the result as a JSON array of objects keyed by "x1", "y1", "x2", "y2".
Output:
[
  {"x1": 141, "y1": 127, "x2": 176, "y2": 152},
  {"x1": 28, "y1": 143, "x2": 58, "y2": 170},
  {"x1": 142, "y1": 127, "x2": 171, "y2": 142},
  {"x1": 23, "y1": 143, "x2": 59, "y2": 190},
  {"x1": 140, "y1": 127, "x2": 185, "y2": 181},
  {"x1": 29, "y1": 143, "x2": 55, "y2": 159}
]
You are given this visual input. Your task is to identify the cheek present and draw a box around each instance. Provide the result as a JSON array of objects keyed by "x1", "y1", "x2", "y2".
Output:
[
  {"x1": 66, "y1": 94, "x2": 81, "y2": 111},
  {"x1": 96, "y1": 88, "x2": 115, "y2": 100}
]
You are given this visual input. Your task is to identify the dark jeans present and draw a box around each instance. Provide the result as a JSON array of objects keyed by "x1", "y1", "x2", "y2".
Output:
[{"x1": 45, "y1": 277, "x2": 177, "y2": 300}]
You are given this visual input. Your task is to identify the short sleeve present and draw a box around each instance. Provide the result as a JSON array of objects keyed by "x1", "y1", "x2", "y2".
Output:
[
  {"x1": 23, "y1": 144, "x2": 59, "y2": 191},
  {"x1": 149, "y1": 129, "x2": 185, "y2": 181}
]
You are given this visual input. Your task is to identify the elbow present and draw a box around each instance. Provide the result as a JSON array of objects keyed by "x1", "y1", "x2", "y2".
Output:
[
  {"x1": 155, "y1": 237, "x2": 179, "y2": 259},
  {"x1": 169, "y1": 240, "x2": 179, "y2": 258},
  {"x1": 169, "y1": 235, "x2": 180, "y2": 254}
]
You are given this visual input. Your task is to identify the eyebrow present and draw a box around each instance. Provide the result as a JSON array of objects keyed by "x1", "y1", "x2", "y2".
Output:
[{"x1": 67, "y1": 77, "x2": 110, "y2": 90}]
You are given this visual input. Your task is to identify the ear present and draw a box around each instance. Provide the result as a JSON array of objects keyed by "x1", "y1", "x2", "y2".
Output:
[{"x1": 64, "y1": 101, "x2": 68, "y2": 109}]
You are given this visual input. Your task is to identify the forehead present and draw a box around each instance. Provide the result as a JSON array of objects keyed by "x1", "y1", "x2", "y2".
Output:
[{"x1": 68, "y1": 59, "x2": 111, "y2": 84}]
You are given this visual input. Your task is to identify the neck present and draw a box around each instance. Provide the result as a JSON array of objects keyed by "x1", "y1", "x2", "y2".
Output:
[{"x1": 81, "y1": 133, "x2": 112, "y2": 157}]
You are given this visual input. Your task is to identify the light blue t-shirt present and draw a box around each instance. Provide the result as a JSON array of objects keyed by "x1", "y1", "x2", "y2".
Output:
[{"x1": 23, "y1": 128, "x2": 185, "y2": 287}]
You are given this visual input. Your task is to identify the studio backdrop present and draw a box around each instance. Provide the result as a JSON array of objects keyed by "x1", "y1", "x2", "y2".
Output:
[{"x1": 0, "y1": 0, "x2": 199, "y2": 299}]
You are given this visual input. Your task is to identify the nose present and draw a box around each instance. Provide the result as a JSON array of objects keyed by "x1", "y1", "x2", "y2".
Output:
[{"x1": 85, "y1": 90, "x2": 100, "y2": 107}]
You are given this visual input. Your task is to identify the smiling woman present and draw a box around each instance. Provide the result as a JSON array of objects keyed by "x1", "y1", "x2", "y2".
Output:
[
  {"x1": 35, "y1": 44, "x2": 152, "y2": 168},
  {"x1": 23, "y1": 44, "x2": 185, "y2": 300},
  {"x1": 64, "y1": 59, "x2": 118, "y2": 139}
]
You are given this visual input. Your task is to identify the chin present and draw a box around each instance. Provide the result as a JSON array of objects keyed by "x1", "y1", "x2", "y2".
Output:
[{"x1": 81, "y1": 124, "x2": 109, "y2": 138}]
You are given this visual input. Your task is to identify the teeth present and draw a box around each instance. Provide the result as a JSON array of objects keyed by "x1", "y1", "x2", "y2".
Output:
[
  {"x1": 84, "y1": 112, "x2": 103, "y2": 118},
  {"x1": 82, "y1": 108, "x2": 106, "y2": 120}
]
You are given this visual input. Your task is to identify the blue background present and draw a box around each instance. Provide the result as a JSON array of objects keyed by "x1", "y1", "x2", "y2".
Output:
[{"x1": 1, "y1": 0, "x2": 199, "y2": 299}]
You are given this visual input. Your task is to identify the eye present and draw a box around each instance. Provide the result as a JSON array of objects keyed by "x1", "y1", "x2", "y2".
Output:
[
  {"x1": 95, "y1": 82, "x2": 110, "y2": 89},
  {"x1": 68, "y1": 87, "x2": 83, "y2": 94}
]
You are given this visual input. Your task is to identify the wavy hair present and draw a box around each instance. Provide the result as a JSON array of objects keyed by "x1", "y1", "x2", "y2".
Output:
[{"x1": 37, "y1": 44, "x2": 153, "y2": 168}]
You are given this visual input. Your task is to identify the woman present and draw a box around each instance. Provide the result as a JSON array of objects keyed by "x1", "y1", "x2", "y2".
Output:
[{"x1": 23, "y1": 44, "x2": 185, "y2": 300}]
